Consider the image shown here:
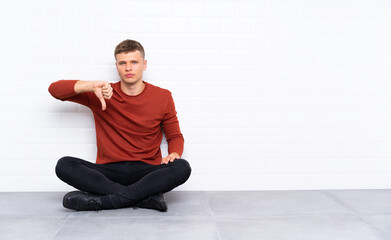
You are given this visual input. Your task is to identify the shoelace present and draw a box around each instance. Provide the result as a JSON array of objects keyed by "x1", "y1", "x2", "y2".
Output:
[{"x1": 88, "y1": 199, "x2": 102, "y2": 211}]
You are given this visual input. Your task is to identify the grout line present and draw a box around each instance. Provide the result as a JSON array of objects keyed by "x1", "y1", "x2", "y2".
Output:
[
  {"x1": 320, "y1": 190, "x2": 359, "y2": 215},
  {"x1": 203, "y1": 191, "x2": 222, "y2": 240},
  {"x1": 321, "y1": 190, "x2": 391, "y2": 240},
  {"x1": 51, "y1": 214, "x2": 70, "y2": 240},
  {"x1": 358, "y1": 216, "x2": 391, "y2": 240},
  {"x1": 356, "y1": 214, "x2": 391, "y2": 240}
]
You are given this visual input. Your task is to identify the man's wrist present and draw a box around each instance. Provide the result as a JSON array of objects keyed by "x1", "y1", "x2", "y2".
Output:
[
  {"x1": 74, "y1": 81, "x2": 94, "y2": 94},
  {"x1": 170, "y1": 152, "x2": 180, "y2": 158}
]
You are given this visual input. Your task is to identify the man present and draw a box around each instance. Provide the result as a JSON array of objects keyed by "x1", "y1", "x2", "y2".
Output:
[{"x1": 48, "y1": 39, "x2": 191, "y2": 212}]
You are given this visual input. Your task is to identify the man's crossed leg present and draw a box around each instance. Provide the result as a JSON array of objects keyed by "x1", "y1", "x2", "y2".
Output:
[{"x1": 55, "y1": 156, "x2": 191, "y2": 212}]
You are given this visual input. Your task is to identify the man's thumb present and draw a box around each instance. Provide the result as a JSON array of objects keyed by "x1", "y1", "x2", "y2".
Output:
[{"x1": 99, "y1": 97, "x2": 106, "y2": 111}]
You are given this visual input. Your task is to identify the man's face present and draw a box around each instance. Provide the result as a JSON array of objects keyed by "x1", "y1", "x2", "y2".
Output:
[{"x1": 115, "y1": 51, "x2": 147, "y2": 85}]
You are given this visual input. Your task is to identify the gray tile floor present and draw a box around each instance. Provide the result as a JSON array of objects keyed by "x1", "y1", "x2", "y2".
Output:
[{"x1": 0, "y1": 190, "x2": 391, "y2": 240}]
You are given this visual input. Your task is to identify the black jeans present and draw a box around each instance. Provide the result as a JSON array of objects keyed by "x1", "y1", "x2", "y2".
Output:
[{"x1": 55, "y1": 156, "x2": 191, "y2": 208}]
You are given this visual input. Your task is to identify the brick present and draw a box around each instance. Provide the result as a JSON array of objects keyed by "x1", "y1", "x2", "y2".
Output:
[
  {"x1": 218, "y1": 143, "x2": 391, "y2": 159},
  {"x1": 151, "y1": 49, "x2": 219, "y2": 66},
  {"x1": 43, "y1": 33, "x2": 79, "y2": 49},
  {"x1": 141, "y1": 1, "x2": 173, "y2": 16},
  {"x1": 172, "y1": 1, "x2": 204, "y2": 16},
  {"x1": 204, "y1": 1, "x2": 235, "y2": 17},
  {"x1": 183, "y1": 127, "x2": 388, "y2": 145},
  {"x1": 157, "y1": 17, "x2": 189, "y2": 33},
  {"x1": 219, "y1": 49, "x2": 254, "y2": 65},
  {"x1": 174, "y1": 34, "x2": 236, "y2": 49},
  {"x1": 235, "y1": 1, "x2": 267, "y2": 17},
  {"x1": 14, "y1": 0, "x2": 46, "y2": 16},
  {"x1": 62, "y1": 16, "x2": 94, "y2": 33},
  {"x1": 0, "y1": 0, "x2": 14, "y2": 16},
  {"x1": 179, "y1": 112, "x2": 390, "y2": 129},
  {"x1": 0, "y1": 160, "x2": 56, "y2": 176},
  {"x1": 265, "y1": 158, "x2": 391, "y2": 174},
  {"x1": 44, "y1": 1, "x2": 77, "y2": 16},
  {"x1": 0, "y1": 144, "x2": 96, "y2": 161},
  {"x1": 78, "y1": 0, "x2": 110, "y2": 16},
  {"x1": 0, "y1": 129, "x2": 96, "y2": 144},
  {"x1": 297, "y1": 0, "x2": 390, "y2": 17},
  {"x1": 186, "y1": 18, "x2": 221, "y2": 33},
  {"x1": 220, "y1": 17, "x2": 252, "y2": 33},
  {"x1": 266, "y1": 0, "x2": 297, "y2": 17},
  {"x1": 108, "y1": 1, "x2": 143, "y2": 16},
  {"x1": 61, "y1": 49, "x2": 96, "y2": 65},
  {"x1": 4, "y1": 98, "x2": 79, "y2": 113},
  {"x1": 252, "y1": 17, "x2": 285, "y2": 33}
]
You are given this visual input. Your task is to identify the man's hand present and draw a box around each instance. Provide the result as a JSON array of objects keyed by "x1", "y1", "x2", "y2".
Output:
[
  {"x1": 161, "y1": 152, "x2": 180, "y2": 164},
  {"x1": 92, "y1": 81, "x2": 113, "y2": 111},
  {"x1": 74, "y1": 81, "x2": 113, "y2": 111}
]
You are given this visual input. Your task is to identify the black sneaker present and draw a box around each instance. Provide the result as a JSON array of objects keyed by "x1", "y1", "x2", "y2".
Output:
[
  {"x1": 135, "y1": 193, "x2": 168, "y2": 212},
  {"x1": 63, "y1": 191, "x2": 103, "y2": 211}
]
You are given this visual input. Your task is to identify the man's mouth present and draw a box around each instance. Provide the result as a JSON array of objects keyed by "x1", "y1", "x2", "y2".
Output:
[{"x1": 125, "y1": 74, "x2": 134, "y2": 78}]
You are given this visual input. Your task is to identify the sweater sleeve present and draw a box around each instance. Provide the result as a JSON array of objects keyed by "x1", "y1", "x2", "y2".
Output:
[
  {"x1": 48, "y1": 80, "x2": 91, "y2": 106},
  {"x1": 162, "y1": 93, "x2": 184, "y2": 156}
]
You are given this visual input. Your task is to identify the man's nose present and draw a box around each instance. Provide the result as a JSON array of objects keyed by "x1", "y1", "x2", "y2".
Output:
[{"x1": 126, "y1": 63, "x2": 132, "y2": 71}]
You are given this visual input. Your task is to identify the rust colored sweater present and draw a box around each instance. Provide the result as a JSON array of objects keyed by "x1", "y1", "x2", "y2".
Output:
[{"x1": 48, "y1": 80, "x2": 184, "y2": 165}]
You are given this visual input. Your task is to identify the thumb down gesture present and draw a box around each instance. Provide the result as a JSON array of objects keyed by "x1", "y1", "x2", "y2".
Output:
[{"x1": 92, "y1": 81, "x2": 113, "y2": 111}]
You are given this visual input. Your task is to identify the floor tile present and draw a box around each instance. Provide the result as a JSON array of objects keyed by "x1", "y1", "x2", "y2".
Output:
[
  {"x1": 54, "y1": 217, "x2": 220, "y2": 240},
  {"x1": 206, "y1": 190, "x2": 351, "y2": 218},
  {"x1": 363, "y1": 214, "x2": 391, "y2": 240},
  {"x1": 216, "y1": 214, "x2": 387, "y2": 240},
  {"x1": 325, "y1": 190, "x2": 391, "y2": 215},
  {"x1": 0, "y1": 216, "x2": 66, "y2": 240},
  {"x1": 1, "y1": 190, "x2": 390, "y2": 240},
  {"x1": 0, "y1": 192, "x2": 69, "y2": 217}
]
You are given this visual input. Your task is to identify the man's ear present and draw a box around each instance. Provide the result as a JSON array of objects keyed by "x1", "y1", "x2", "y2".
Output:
[{"x1": 144, "y1": 60, "x2": 147, "y2": 70}]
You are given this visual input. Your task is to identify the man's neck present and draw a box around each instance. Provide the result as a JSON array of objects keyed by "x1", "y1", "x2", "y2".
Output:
[{"x1": 120, "y1": 80, "x2": 145, "y2": 96}]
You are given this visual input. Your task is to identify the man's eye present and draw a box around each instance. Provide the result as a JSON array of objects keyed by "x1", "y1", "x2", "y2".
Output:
[{"x1": 132, "y1": 61, "x2": 137, "y2": 64}]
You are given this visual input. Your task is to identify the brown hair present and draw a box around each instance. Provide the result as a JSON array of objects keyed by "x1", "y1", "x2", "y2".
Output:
[{"x1": 114, "y1": 39, "x2": 145, "y2": 59}]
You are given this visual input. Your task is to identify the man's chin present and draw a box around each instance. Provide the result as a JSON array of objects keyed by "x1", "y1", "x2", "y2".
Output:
[
  {"x1": 121, "y1": 78, "x2": 141, "y2": 85},
  {"x1": 122, "y1": 77, "x2": 134, "y2": 82}
]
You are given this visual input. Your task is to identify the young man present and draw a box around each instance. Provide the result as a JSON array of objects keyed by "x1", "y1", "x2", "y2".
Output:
[{"x1": 48, "y1": 39, "x2": 191, "y2": 212}]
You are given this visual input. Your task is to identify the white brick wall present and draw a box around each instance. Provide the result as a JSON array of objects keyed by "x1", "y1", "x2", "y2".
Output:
[{"x1": 0, "y1": 0, "x2": 390, "y2": 191}]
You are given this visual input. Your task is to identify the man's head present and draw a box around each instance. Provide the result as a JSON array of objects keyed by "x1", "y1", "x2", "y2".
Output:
[
  {"x1": 114, "y1": 39, "x2": 145, "y2": 60},
  {"x1": 115, "y1": 39, "x2": 147, "y2": 87}
]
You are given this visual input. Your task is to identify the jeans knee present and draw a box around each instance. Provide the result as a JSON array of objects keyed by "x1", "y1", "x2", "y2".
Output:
[
  {"x1": 174, "y1": 159, "x2": 192, "y2": 184},
  {"x1": 55, "y1": 156, "x2": 73, "y2": 180}
]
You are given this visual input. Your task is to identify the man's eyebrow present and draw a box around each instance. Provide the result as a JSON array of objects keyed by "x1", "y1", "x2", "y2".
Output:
[{"x1": 118, "y1": 60, "x2": 138, "y2": 62}]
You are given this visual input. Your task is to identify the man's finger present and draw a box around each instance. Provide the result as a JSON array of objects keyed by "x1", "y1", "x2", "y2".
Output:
[
  {"x1": 105, "y1": 89, "x2": 113, "y2": 99},
  {"x1": 162, "y1": 153, "x2": 180, "y2": 164},
  {"x1": 104, "y1": 82, "x2": 111, "y2": 89},
  {"x1": 103, "y1": 88, "x2": 113, "y2": 99}
]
